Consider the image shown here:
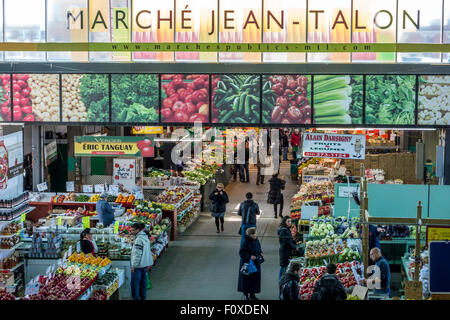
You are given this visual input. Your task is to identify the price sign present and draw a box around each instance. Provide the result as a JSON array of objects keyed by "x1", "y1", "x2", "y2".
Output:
[
  {"x1": 57, "y1": 216, "x2": 62, "y2": 226},
  {"x1": 68, "y1": 245, "x2": 72, "y2": 257},
  {"x1": 20, "y1": 213, "x2": 26, "y2": 222},
  {"x1": 427, "y1": 226, "x2": 450, "y2": 245},
  {"x1": 37, "y1": 182, "x2": 48, "y2": 192},
  {"x1": 82, "y1": 185, "x2": 93, "y2": 193},
  {"x1": 351, "y1": 285, "x2": 368, "y2": 300},
  {"x1": 66, "y1": 181, "x2": 75, "y2": 192},
  {"x1": 25, "y1": 282, "x2": 40, "y2": 296},
  {"x1": 405, "y1": 280, "x2": 423, "y2": 300},
  {"x1": 95, "y1": 184, "x2": 105, "y2": 193},
  {"x1": 114, "y1": 221, "x2": 119, "y2": 234},
  {"x1": 82, "y1": 216, "x2": 90, "y2": 228}
]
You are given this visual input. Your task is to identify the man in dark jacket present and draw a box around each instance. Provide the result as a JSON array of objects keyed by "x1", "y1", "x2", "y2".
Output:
[
  {"x1": 238, "y1": 192, "x2": 260, "y2": 248},
  {"x1": 279, "y1": 262, "x2": 301, "y2": 300},
  {"x1": 311, "y1": 263, "x2": 347, "y2": 301},
  {"x1": 280, "y1": 130, "x2": 289, "y2": 161},
  {"x1": 268, "y1": 173, "x2": 286, "y2": 218},
  {"x1": 239, "y1": 141, "x2": 250, "y2": 183}
]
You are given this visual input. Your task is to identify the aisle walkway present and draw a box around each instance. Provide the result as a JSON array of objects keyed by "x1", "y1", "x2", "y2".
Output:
[{"x1": 148, "y1": 162, "x2": 298, "y2": 300}]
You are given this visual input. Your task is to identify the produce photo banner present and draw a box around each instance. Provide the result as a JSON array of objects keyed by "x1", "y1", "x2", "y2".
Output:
[
  {"x1": 74, "y1": 136, "x2": 154, "y2": 157},
  {"x1": 302, "y1": 132, "x2": 366, "y2": 160}
]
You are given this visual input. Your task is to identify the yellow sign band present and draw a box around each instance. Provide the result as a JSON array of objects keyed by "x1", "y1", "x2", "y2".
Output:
[{"x1": 0, "y1": 42, "x2": 447, "y2": 53}]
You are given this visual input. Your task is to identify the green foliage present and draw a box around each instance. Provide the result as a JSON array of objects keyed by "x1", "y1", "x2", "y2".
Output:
[
  {"x1": 349, "y1": 76, "x2": 363, "y2": 124},
  {"x1": 79, "y1": 74, "x2": 109, "y2": 122}
]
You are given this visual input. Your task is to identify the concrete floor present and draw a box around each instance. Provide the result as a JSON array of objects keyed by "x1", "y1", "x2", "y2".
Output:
[{"x1": 148, "y1": 162, "x2": 298, "y2": 300}]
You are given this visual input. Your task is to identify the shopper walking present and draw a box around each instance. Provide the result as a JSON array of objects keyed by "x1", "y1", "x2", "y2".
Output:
[
  {"x1": 239, "y1": 141, "x2": 250, "y2": 183},
  {"x1": 238, "y1": 192, "x2": 260, "y2": 247},
  {"x1": 79, "y1": 228, "x2": 98, "y2": 256},
  {"x1": 130, "y1": 222, "x2": 153, "y2": 301},
  {"x1": 279, "y1": 262, "x2": 302, "y2": 300},
  {"x1": 238, "y1": 227, "x2": 264, "y2": 300},
  {"x1": 311, "y1": 263, "x2": 347, "y2": 301},
  {"x1": 290, "y1": 129, "x2": 301, "y2": 160},
  {"x1": 96, "y1": 192, "x2": 115, "y2": 227},
  {"x1": 281, "y1": 130, "x2": 290, "y2": 161},
  {"x1": 278, "y1": 217, "x2": 302, "y2": 281},
  {"x1": 209, "y1": 183, "x2": 229, "y2": 233},
  {"x1": 255, "y1": 144, "x2": 266, "y2": 185},
  {"x1": 268, "y1": 173, "x2": 286, "y2": 219}
]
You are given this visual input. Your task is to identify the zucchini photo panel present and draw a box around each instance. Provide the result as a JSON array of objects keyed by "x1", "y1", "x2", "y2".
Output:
[
  {"x1": 112, "y1": 74, "x2": 159, "y2": 123},
  {"x1": 212, "y1": 75, "x2": 261, "y2": 124},
  {"x1": 262, "y1": 75, "x2": 311, "y2": 124},
  {"x1": 365, "y1": 75, "x2": 416, "y2": 125},
  {"x1": 312, "y1": 75, "x2": 363, "y2": 125}
]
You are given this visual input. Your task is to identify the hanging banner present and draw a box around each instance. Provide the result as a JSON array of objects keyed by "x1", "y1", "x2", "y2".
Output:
[
  {"x1": 132, "y1": 126, "x2": 164, "y2": 135},
  {"x1": 0, "y1": 131, "x2": 24, "y2": 199},
  {"x1": 74, "y1": 136, "x2": 154, "y2": 157},
  {"x1": 113, "y1": 159, "x2": 136, "y2": 192},
  {"x1": 302, "y1": 133, "x2": 366, "y2": 159}
]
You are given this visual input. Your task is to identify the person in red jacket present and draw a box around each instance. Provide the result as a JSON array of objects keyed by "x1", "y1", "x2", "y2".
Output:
[{"x1": 290, "y1": 129, "x2": 301, "y2": 160}]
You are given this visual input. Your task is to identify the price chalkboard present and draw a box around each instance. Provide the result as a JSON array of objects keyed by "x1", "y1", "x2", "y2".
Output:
[
  {"x1": 427, "y1": 226, "x2": 450, "y2": 245},
  {"x1": 404, "y1": 280, "x2": 423, "y2": 300}
]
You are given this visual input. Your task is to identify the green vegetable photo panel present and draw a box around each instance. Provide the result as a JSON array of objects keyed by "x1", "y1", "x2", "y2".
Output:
[
  {"x1": 262, "y1": 75, "x2": 311, "y2": 124},
  {"x1": 212, "y1": 74, "x2": 260, "y2": 124},
  {"x1": 111, "y1": 74, "x2": 159, "y2": 123},
  {"x1": 161, "y1": 74, "x2": 209, "y2": 123},
  {"x1": 418, "y1": 76, "x2": 450, "y2": 125},
  {"x1": 62, "y1": 74, "x2": 109, "y2": 122},
  {"x1": 365, "y1": 75, "x2": 416, "y2": 125},
  {"x1": 312, "y1": 75, "x2": 363, "y2": 125}
]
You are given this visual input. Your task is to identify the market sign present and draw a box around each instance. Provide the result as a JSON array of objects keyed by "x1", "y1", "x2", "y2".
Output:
[
  {"x1": 426, "y1": 226, "x2": 450, "y2": 245},
  {"x1": 44, "y1": 140, "x2": 58, "y2": 166},
  {"x1": 302, "y1": 133, "x2": 366, "y2": 160},
  {"x1": 74, "y1": 136, "x2": 154, "y2": 157},
  {"x1": 132, "y1": 126, "x2": 164, "y2": 135}
]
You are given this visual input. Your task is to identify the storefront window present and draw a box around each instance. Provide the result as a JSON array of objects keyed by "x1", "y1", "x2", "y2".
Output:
[
  {"x1": 351, "y1": 0, "x2": 396, "y2": 63},
  {"x1": 397, "y1": 0, "x2": 442, "y2": 63},
  {"x1": 307, "y1": 0, "x2": 351, "y2": 63},
  {"x1": 219, "y1": 0, "x2": 262, "y2": 63},
  {"x1": 62, "y1": 74, "x2": 109, "y2": 122},
  {"x1": 262, "y1": 0, "x2": 307, "y2": 63},
  {"x1": 175, "y1": 0, "x2": 218, "y2": 62},
  {"x1": 47, "y1": 0, "x2": 88, "y2": 61},
  {"x1": 132, "y1": 0, "x2": 174, "y2": 62},
  {"x1": 4, "y1": 0, "x2": 46, "y2": 61}
]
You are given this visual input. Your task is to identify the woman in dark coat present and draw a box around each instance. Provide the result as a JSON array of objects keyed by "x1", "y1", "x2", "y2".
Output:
[
  {"x1": 278, "y1": 216, "x2": 301, "y2": 281},
  {"x1": 238, "y1": 227, "x2": 264, "y2": 300},
  {"x1": 267, "y1": 173, "x2": 286, "y2": 219},
  {"x1": 209, "y1": 183, "x2": 229, "y2": 233}
]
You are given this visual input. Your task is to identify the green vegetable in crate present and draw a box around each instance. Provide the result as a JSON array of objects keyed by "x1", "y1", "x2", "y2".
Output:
[{"x1": 75, "y1": 195, "x2": 90, "y2": 202}]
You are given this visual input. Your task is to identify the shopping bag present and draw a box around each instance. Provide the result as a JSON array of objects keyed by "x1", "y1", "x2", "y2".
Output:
[
  {"x1": 146, "y1": 272, "x2": 152, "y2": 290},
  {"x1": 248, "y1": 260, "x2": 257, "y2": 274}
]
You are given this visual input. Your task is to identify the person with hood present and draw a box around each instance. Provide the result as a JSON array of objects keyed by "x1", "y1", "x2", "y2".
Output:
[
  {"x1": 209, "y1": 183, "x2": 229, "y2": 233},
  {"x1": 238, "y1": 227, "x2": 264, "y2": 300},
  {"x1": 237, "y1": 192, "x2": 261, "y2": 247},
  {"x1": 279, "y1": 262, "x2": 302, "y2": 300},
  {"x1": 311, "y1": 263, "x2": 347, "y2": 301},
  {"x1": 278, "y1": 216, "x2": 302, "y2": 281},
  {"x1": 290, "y1": 129, "x2": 301, "y2": 160},
  {"x1": 268, "y1": 173, "x2": 286, "y2": 219},
  {"x1": 130, "y1": 222, "x2": 154, "y2": 300},
  {"x1": 96, "y1": 192, "x2": 115, "y2": 227}
]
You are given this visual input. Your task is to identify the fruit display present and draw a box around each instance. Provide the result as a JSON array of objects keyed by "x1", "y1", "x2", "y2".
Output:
[
  {"x1": 68, "y1": 253, "x2": 111, "y2": 268},
  {"x1": 106, "y1": 195, "x2": 117, "y2": 203},
  {"x1": 115, "y1": 194, "x2": 135, "y2": 204},
  {"x1": 212, "y1": 74, "x2": 260, "y2": 124},
  {"x1": 0, "y1": 289, "x2": 15, "y2": 300},
  {"x1": 75, "y1": 194, "x2": 90, "y2": 202},
  {"x1": 313, "y1": 75, "x2": 363, "y2": 124},
  {"x1": 410, "y1": 226, "x2": 427, "y2": 240},
  {"x1": 89, "y1": 194, "x2": 100, "y2": 202},
  {"x1": 66, "y1": 192, "x2": 77, "y2": 201},
  {"x1": 418, "y1": 75, "x2": 450, "y2": 125},
  {"x1": 93, "y1": 271, "x2": 119, "y2": 298},
  {"x1": 52, "y1": 195, "x2": 65, "y2": 204},
  {"x1": 290, "y1": 181, "x2": 335, "y2": 219},
  {"x1": 89, "y1": 289, "x2": 107, "y2": 300},
  {"x1": 156, "y1": 187, "x2": 191, "y2": 205},
  {"x1": 161, "y1": 74, "x2": 209, "y2": 123},
  {"x1": 146, "y1": 168, "x2": 171, "y2": 178},
  {"x1": 379, "y1": 225, "x2": 410, "y2": 240},
  {"x1": 182, "y1": 167, "x2": 215, "y2": 185},
  {"x1": 262, "y1": 75, "x2": 311, "y2": 124}
]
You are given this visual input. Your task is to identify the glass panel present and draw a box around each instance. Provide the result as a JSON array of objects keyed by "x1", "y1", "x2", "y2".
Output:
[
  {"x1": 4, "y1": 0, "x2": 45, "y2": 61},
  {"x1": 444, "y1": 0, "x2": 450, "y2": 63},
  {"x1": 12, "y1": 74, "x2": 60, "y2": 122},
  {"x1": 397, "y1": 0, "x2": 442, "y2": 63},
  {"x1": 219, "y1": 0, "x2": 262, "y2": 62},
  {"x1": 313, "y1": 75, "x2": 363, "y2": 124},
  {"x1": 263, "y1": 0, "x2": 306, "y2": 63},
  {"x1": 307, "y1": 0, "x2": 351, "y2": 62},
  {"x1": 110, "y1": 0, "x2": 132, "y2": 61},
  {"x1": 351, "y1": 0, "x2": 396, "y2": 63},
  {"x1": 365, "y1": 75, "x2": 416, "y2": 125},
  {"x1": 175, "y1": 0, "x2": 217, "y2": 62},
  {"x1": 47, "y1": 0, "x2": 88, "y2": 61},
  {"x1": 62, "y1": 74, "x2": 109, "y2": 122},
  {"x1": 212, "y1": 75, "x2": 260, "y2": 124},
  {"x1": 0, "y1": 75, "x2": 11, "y2": 122},
  {"x1": 262, "y1": 75, "x2": 311, "y2": 124},
  {"x1": 0, "y1": 2, "x2": 3, "y2": 61},
  {"x1": 132, "y1": 0, "x2": 174, "y2": 61},
  {"x1": 161, "y1": 74, "x2": 209, "y2": 123},
  {"x1": 111, "y1": 74, "x2": 159, "y2": 123},
  {"x1": 418, "y1": 76, "x2": 450, "y2": 125}
]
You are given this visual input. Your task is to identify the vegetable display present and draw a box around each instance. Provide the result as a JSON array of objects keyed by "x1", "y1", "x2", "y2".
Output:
[
  {"x1": 25, "y1": 74, "x2": 60, "y2": 122},
  {"x1": 366, "y1": 75, "x2": 416, "y2": 125},
  {"x1": 161, "y1": 74, "x2": 209, "y2": 123},
  {"x1": 212, "y1": 75, "x2": 260, "y2": 124},
  {"x1": 63, "y1": 74, "x2": 109, "y2": 122},
  {"x1": 112, "y1": 74, "x2": 159, "y2": 123},
  {"x1": 313, "y1": 75, "x2": 363, "y2": 124},
  {"x1": 418, "y1": 76, "x2": 450, "y2": 125},
  {"x1": 262, "y1": 75, "x2": 311, "y2": 124}
]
